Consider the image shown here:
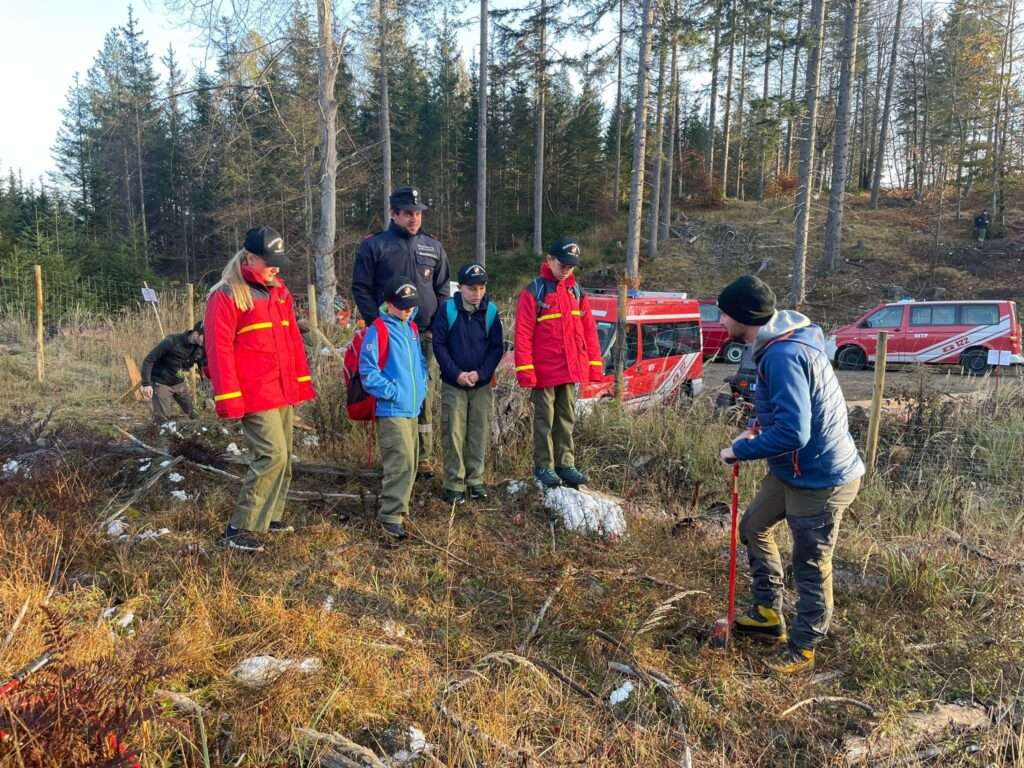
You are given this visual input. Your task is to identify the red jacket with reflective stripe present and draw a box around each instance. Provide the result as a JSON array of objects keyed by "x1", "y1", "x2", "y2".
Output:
[
  {"x1": 203, "y1": 267, "x2": 316, "y2": 419},
  {"x1": 514, "y1": 264, "x2": 603, "y2": 389}
]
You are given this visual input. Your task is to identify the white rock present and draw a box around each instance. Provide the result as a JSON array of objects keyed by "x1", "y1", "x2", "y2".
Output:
[
  {"x1": 609, "y1": 680, "x2": 634, "y2": 705},
  {"x1": 302, "y1": 434, "x2": 320, "y2": 448},
  {"x1": 160, "y1": 459, "x2": 172, "y2": 467},
  {"x1": 167, "y1": 472, "x2": 185, "y2": 483},
  {"x1": 2, "y1": 459, "x2": 19, "y2": 475},
  {"x1": 159, "y1": 421, "x2": 181, "y2": 436},
  {"x1": 170, "y1": 490, "x2": 191, "y2": 502},
  {"x1": 408, "y1": 726, "x2": 427, "y2": 753},
  {"x1": 106, "y1": 517, "x2": 128, "y2": 537},
  {"x1": 225, "y1": 442, "x2": 242, "y2": 456},
  {"x1": 138, "y1": 462, "x2": 151, "y2": 472},
  {"x1": 116, "y1": 610, "x2": 136, "y2": 628},
  {"x1": 231, "y1": 655, "x2": 323, "y2": 687},
  {"x1": 321, "y1": 595, "x2": 335, "y2": 612},
  {"x1": 101, "y1": 607, "x2": 118, "y2": 619},
  {"x1": 542, "y1": 486, "x2": 627, "y2": 537},
  {"x1": 506, "y1": 480, "x2": 525, "y2": 496}
]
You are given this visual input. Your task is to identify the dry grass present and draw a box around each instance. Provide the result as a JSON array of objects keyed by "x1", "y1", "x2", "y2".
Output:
[{"x1": 2, "y1": 204, "x2": 1024, "y2": 765}]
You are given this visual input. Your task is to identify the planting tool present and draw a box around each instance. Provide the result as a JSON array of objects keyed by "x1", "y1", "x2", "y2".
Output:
[
  {"x1": 0, "y1": 652, "x2": 53, "y2": 700},
  {"x1": 710, "y1": 461, "x2": 741, "y2": 649}
]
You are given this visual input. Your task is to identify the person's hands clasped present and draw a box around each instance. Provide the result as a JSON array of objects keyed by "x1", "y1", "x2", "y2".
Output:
[{"x1": 141, "y1": 385, "x2": 154, "y2": 401}]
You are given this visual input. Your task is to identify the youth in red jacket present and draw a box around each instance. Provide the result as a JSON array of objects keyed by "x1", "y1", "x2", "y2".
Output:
[
  {"x1": 204, "y1": 265, "x2": 316, "y2": 419},
  {"x1": 514, "y1": 263, "x2": 604, "y2": 388}
]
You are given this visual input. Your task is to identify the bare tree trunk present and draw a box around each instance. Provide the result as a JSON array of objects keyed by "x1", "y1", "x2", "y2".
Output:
[
  {"x1": 784, "y1": 0, "x2": 803, "y2": 175},
  {"x1": 625, "y1": 0, "x2": 657, "y2": 285},
  {"x1": 533, "y1": 0, "x2": 546, "y2": 256},
  {"x1": 379, "y1": 0, "x2": 392, "y2": 223},
  {"x1": 613, "y1": 0, "x2": 624, "y2": 210},
  {"x1": 475, "y1": 0, "x2": 488, "y2": 264},
  {"x1": 757, "y1": 7, "x2": 772, "y2": 200},
  {"x1": 823, "y1": 0, "x2": 860, "y2": 272},
  {"x1": 722, "y1": 0, "x2": 736, "y2": 195},
  {"x1": 735, "y1": 15, "x2": 748, "y2": 199},
  {"x1": 992, "y1": 0, "x2": 1016, "y2": 221},
  {"x1": 707, "y1": 0, "x2": 722, "y2": 178},
  {"x1": 869, "y1": 0, "x2": 902, "y2": 208},
  {"x1": 314, "y1": 0, "x2": 342, "y2": 322},
  {"x1": 660, "y1": 21, "x2": 679, "y2": 241},
  {"x1": 790, "y1": 0, "x2": 827, "y2": 307},
  {"x1": 648, "y1": 42, "x2": 668, "y2": 260}
]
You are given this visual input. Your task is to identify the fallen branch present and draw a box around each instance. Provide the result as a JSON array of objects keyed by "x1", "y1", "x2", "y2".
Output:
[
  {"x1": 780, "y1": 695, "x2": 877, "y2": 719},
  {"x1": 100, "y1": 456, "x2": 184, "y2": 527},
  {"x1": 1, "y1": 599, "x2": 30, "y2": 654},
  {"x1": 529, "y1": 658, "x2": 600, "y2": 704},
  {"x1": 517, "y1": 565, "x2": 575, "y2": 654},
  {"x1": 295, "y1": 727, "x2": 389, "y2": 768},
  {"x1": 405, "y1": 521, "x2": 477, "y2": 570}
]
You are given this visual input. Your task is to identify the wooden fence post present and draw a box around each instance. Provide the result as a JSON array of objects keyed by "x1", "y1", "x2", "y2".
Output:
[
  {"x1": 34, "y1": 265, "x2": 44, "y2": 383},
  {"x1": 308, "y1": 283, "x2": 319, "y2": 331},
  {"x1": 864, "y1": 331, "x2": 888, "y2": 478}
]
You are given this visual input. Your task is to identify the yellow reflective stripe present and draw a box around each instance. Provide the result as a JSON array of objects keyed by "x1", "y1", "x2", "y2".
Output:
[
  {"x1": 297, "y1": 375, "x2": 312, "y2": 383},
  {"x1": 214, "y1": 391, "x2": 242, "y2": 402},
  {"x1": 237, "y1": 321, "x2": 274, "y2": 334},
  {"x1": 589, "y1": 361, "x2": 603, "y2": 366},
  {"x1": 281, "y1": 320, "x2": 290, "y2": 327},
  {"x1": 515, "y1": 364, "x2": 535, "y2": 371},
  {"x1": 571, "y1": 310, "x2": 584, "y2": 316},
  {"x1": 537, "y1": 313, "x2": 562, "y2": 322}
]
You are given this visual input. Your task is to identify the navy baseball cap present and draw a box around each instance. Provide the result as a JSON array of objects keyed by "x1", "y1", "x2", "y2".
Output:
[
  {"x1": 243, "y1": 226, "x2": 289, "y2": 268},
  {"x1": 384, "y1": 276, "x2": 419, "y2": 310},
  {"x1": 458, "y1": 263, "x2": 488, "y2": 285},
  {"x1": 389, "y1": 186, "x2": 429, "y2": 212},
  {"x1": 548, "y1": 237, "x2": 581, "y2": 266}
]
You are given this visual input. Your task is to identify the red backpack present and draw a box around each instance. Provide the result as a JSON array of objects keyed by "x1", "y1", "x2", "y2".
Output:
[{"x1": 343, "y1": 317, "x2": 419, "y2": 421}]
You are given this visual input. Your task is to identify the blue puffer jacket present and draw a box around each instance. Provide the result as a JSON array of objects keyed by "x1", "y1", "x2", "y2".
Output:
[
  {"x1": 732, "y1": 311, "x2": 865, "y2": 489},
  {"x1": 358, "y1": 308, "x2": 428, "y2": 419}
]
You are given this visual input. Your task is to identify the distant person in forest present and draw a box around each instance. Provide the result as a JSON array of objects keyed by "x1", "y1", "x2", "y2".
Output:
[
  {"x1": 974, "y1": 209, "x2": 991, "y2": 244},
  {"x1": 351, "y1": 187, "x2": 451, "y2": 478},
  {"x1": 204, "y1": 226, "x2": 316, "y2": 553},
  {"x1": 716, "y1": 275, "x2": 863, "y2": 675},
  {"x1": 432, "y1": 263, "x2": 504, "y2": 505},
  {"x1": 514, "y1": 238, "x2": 603, "y2": 490},
  {"x1": 139, "y1": 322, "x2": 205, "y2": 423}
]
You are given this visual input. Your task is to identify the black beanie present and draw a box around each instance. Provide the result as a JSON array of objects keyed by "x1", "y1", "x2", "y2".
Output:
[{"x1": 717, "y1": 275, "x2": 776, "y2": 326}]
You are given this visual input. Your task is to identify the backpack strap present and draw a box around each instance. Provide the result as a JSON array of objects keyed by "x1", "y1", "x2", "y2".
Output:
[
  {"x1": 485, "y1": 302, "x2": 497, "y2": 334},
  {"x1": 446, "y1": 298, "x2": 457, "y2": 330},
  {"x1": 372, "y1": 317, "x2": 390, "y2": 369}
]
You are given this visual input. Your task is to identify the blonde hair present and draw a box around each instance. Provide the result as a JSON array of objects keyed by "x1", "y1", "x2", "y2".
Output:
[{"x1": 209, "y1": 250, "x2": 254, "y2": 311}]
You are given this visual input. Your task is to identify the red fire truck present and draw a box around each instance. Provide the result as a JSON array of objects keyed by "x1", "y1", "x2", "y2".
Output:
[
  {"x1": 580, "y1": 290, "x2": 705, "y2": 406},
  {"x1": 826, "y1": 299, "x2": 1023, "y2": 374}
]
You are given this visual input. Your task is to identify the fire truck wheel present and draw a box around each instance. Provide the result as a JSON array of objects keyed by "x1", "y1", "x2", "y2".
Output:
[
  {"x1": 836, "y1": 346, "x2": 868, "y2": 371},
  {"x1": 722, "y1": 342, "x2": 745, "y2": 365},
  {"x1": 960, "y1": 348, "x2": 990, "y2": 376}
]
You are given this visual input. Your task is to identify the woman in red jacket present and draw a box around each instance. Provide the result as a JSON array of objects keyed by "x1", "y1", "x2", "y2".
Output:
[
  {"x1": 514, "y1": 238, "x2": 603, "y2": 489},
  {"x1": 204, "y1": 226, "x2": 316, "y2": 552}
]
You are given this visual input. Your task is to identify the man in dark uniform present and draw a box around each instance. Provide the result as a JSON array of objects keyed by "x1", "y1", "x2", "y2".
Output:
[
  {"x1": 974, "y1": 209, "x2": 991, "y2": 244},
  {"x1": 352, "y1": 186, "x2": 451, "y2": 472}
]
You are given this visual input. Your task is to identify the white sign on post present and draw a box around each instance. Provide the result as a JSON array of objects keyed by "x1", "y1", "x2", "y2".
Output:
[{"x1": 141, "y1": 287, "x2": 158, "y2": 303}]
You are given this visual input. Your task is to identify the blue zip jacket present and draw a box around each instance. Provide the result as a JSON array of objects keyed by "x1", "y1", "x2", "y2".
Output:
[
  {"x1": 732, "y1": 311, "x2": 865, "y2": 489},
  {"x1": 358, "y1": 308, "x2": 428, "y2": 418},
  {"x1": 431, "y1": 296, "x2": 504, "y2": 389}
]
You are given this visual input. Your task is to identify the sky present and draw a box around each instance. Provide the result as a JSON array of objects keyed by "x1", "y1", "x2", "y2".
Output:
[{"x1": 1, "y1": 1, "x2": 208, "y2": 184}]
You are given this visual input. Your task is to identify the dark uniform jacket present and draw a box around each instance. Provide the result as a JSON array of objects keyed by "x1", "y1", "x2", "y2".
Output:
[
  {"x1": 352, "y1": 222, "x2": 451, "y2": 329},
  {"x1": 141, "y1": 332, "x2": 206, "y2": 387},
  {"x1": 431, "y1": 297, "x2": 504, "y2": 390}
]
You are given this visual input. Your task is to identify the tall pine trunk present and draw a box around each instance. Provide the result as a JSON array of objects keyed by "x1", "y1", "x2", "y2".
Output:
[
  {"x1": 660, "y1": 21, "x2": 679, "y2": 241},
  {"x1": 707, "y1": 1, "x2": 722, "y2": 178},
  {"x1": 533, "y1": 0, "x2": 546, "y2": 256},
  {"x1": 314, "y1": 0, "x2": 341, "y2": 322},
  {"x1": 379, "y1": 0, "x2": 392, "y2": 223},
  {"x1": 734, "y1": 15, "x2": 748, "y2": 199},
  {"x1": 625, "y1": 0, "x2": 657, "y2": 285},
  {"x1": 757, "y1": 8, "x2": 772, "y2": 200},
  {"x1": 613, "y1": 0, "x2": 624, "y2": 210},
  {"x1": 475, "y1": 0, "x2": 488, "y2": 263},
  {"x1": 784, "y1": 0, "x2": 803, "y2": 175},
  {"x1": 647, "y1": 43, "x2": 668, "y2": 260},
  {"x1": 790, "y1": 0, "x2": 827, "y2": 306},
  {"x1": 721, "y1": 0, "x2": 736, "y2": 195},
  {"x1": 869, "y1": 0, "x2": 902, "y2": 208},
  {"x1": 823, "y1": 0, "x2": 860, "y2": 272}
]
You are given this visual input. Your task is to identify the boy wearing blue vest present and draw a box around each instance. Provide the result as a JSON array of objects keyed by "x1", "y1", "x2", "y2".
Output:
[
  {"x1": 432, "y1": 263, "x2": 504, "y2": 504},
  {"x1": 359, "y1": 276, "x2": 429, "y2": 541}
]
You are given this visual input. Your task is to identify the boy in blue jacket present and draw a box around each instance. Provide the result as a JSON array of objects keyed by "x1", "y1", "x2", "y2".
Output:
[
  {"x1": 432, "y1": 263, "x2": 504, "y2": 504},
  {"x1": 359, "y1": 276, "x2": 429, "y2": 541},
  {"x1": 717, "y1": 275, "x2": 864, "y2": 675}
]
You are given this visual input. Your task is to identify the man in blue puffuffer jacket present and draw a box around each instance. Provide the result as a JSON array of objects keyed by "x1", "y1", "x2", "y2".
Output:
[
  {"x1": 717, "y1": 275, "x2": 864, "y2": 676},
  {"x1": 359, "y1": 276, "x2": 428, "y2": 542},
  {"x1": 432, "y1": 263, "x2": 504, "y2": 505}
]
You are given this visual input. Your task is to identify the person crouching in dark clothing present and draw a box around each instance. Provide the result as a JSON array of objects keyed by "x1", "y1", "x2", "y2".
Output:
[{"x1": 140, "y1": 322, "x2": 206, "y2": 422}]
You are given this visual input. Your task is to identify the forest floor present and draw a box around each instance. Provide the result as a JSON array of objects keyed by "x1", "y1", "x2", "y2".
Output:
[{"x1": 2, "y1": 192, "x2": 1024, "y2": 767}]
